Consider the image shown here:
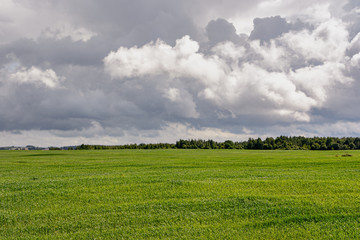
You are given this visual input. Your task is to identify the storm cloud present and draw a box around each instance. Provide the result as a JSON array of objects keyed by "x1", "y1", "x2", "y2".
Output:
[{"x1": 0, "y1": 0, "x2": 360, "y2": 146}]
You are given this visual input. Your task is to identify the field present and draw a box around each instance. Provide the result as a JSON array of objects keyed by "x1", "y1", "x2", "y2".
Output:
[{"x1": 1, "y1": 150, "x2": 360, "y2": 239}]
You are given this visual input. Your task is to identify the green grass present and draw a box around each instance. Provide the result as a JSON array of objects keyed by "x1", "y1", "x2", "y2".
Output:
[{"x1": 1, "y1": 150, "x2": 360, "y2": 239}]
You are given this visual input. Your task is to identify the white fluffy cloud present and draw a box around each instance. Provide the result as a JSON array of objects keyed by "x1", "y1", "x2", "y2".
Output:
[
  {"x1": 104, "y1": 17, "x2": 354, "y2": 123},
  {"x1": 283, "y1": 19, "x2": 349, "y2": 62},
  {"x1": 104, "y1": 36, "x2": 227, "y2": 83}
]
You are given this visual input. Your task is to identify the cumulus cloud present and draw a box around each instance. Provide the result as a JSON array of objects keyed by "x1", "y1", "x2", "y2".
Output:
[
  {"x1": 104, "y1": 35, "x2": 226, "y2": 82},
  {"x1": 282, "y1": 19, "x2": 349, "y2": 63},
  {"x1": 104, "y1": 16, "x2": 354, "y2": 123}
]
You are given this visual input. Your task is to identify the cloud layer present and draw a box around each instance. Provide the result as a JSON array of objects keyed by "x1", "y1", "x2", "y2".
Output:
[
  {"x1": 104, "y1": 17, "x2": 353, "y2": 123},
  {"x1": 0, "y1": 0, "x2": 360, "y2": 146}
]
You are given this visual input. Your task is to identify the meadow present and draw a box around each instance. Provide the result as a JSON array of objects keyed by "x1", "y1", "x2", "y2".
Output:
[{"x1": 1, "y1": 150, "x2": 360, "y2": 239}]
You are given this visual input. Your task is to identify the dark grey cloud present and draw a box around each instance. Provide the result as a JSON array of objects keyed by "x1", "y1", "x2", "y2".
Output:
[
  {"x1": 1, "y1": 37, "x2": 109, "y2": 68},
  {"x1": 249, "y1": 16, "x2": 309, "y2": 43},
  {"x1": 206, "y1": 18, "x2": 243, "y2": 45}
]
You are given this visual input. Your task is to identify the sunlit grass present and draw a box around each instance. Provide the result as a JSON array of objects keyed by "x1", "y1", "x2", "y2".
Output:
[{"x1": 1, "y1": 150, "x2": 360, "y2": 239}]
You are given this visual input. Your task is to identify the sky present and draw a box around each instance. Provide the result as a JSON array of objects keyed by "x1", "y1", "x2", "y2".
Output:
[{"x1": 1, "y1": 0, "x2": 360, "y2": 147}]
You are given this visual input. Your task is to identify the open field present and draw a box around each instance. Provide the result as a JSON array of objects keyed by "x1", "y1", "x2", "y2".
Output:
[{"x1": 1, "y1": 150, "x2": 360, "y2": 239}]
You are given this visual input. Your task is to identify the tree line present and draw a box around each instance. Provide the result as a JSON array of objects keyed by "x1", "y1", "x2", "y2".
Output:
[
  {"x1": 175, "y1": 136, "x2": 360, "y2": 150},
  {"x1": 53, "y1": 136, "x2": 360, "y2": 150}
]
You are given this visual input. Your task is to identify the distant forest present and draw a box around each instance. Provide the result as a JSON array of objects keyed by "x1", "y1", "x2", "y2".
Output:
[{"x1": 55, "y1": 136, "x2": 360, "y2": 150}]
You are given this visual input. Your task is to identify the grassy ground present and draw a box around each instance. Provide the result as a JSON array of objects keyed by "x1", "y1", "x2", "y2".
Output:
[{"x1": 0, "y1": 150, "x2": 360, "y2": 239}]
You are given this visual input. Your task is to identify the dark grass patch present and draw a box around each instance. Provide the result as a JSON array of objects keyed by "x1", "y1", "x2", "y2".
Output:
[{"x1": 342, "y1": 153, "x2": 352, "y2": 157}]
